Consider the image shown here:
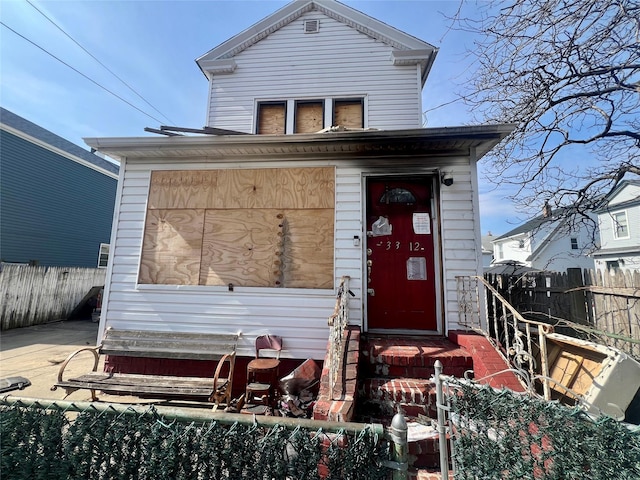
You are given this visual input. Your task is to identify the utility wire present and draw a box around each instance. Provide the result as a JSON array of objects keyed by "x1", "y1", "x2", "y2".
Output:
[
  {"x1": 1, "y1": 21, "x2": 166, "y2": 125},
  {"x1": 26, "y1": 0, "x2": 174, "y2": 124}
]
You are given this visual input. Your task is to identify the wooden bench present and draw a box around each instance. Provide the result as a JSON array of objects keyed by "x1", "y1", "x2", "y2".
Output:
[{"x1": 52, "y1": 328, "x2": 239, "y2": 409}]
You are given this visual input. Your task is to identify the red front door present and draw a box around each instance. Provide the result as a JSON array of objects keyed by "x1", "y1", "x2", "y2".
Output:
[{"x1": 366, "y1": 178, "x2": 438, "y2": 331}]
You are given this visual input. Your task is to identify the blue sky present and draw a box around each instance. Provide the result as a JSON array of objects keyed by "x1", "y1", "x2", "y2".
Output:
[{"x1": 0, "y1": 0, "x2": 522, "y2": 235}]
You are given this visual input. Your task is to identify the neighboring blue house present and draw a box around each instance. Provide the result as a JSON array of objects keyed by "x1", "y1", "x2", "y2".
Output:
[{"x1": 0, "y1": 107, "x2": 119, "y2": 267}]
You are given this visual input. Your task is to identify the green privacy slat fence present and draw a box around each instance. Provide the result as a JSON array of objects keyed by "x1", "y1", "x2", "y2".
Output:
[
  {"x1": 0, "y1": 402, "x2": 390, "y2": 480},
  {"x1": 446, "y1": 379, "x2": 640, "y2": 480}
]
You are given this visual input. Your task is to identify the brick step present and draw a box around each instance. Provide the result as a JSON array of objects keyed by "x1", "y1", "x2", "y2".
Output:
[
  {"x1": 360, "y1": 336, "x2": 473, "y2": 380},
  {"x1": 358, "y1": 377, "x2": 438, "y2": 419},
  {"x1": 409, "y1": 468, "x2": 455, "y2": 480}
]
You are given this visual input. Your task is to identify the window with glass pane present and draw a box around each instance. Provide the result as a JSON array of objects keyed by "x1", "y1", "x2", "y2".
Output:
[{"x1": 612, "y1": 211, "x2": 629, "y2": 239}]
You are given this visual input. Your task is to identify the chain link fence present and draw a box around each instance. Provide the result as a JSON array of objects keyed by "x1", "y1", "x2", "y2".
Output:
[
  {"x1": 1, "y1": 398, "x2": 390, "y2": 480},
  {"x1": 445, "y1": 377, "x2": 640, "y2": 480}
]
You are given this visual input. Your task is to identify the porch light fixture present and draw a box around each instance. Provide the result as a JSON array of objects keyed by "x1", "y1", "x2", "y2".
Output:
[{"x1": 441, "y1": 172, "x2": 454, "y2": 186}]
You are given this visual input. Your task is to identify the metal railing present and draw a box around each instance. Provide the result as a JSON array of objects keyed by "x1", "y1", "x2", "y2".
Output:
[
  {"x1": 456, "y1": 275, "x2": 553, "y2": 399},
  {"x1": 327, "y1": 276, "x2": 351, "y2": 400}
]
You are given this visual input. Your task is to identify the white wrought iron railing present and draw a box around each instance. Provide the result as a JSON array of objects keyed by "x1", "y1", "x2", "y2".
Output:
[
  {"x1": 327, "y1": 276, "x2": 351, "y2": 400},
  {"x1": 456, "y1": 275, "x2": 553, "y2": 399}
]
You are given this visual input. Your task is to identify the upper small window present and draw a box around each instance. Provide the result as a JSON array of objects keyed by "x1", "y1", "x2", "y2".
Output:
[
  {"x1": 612, "y1": 211, "x2": 629, "y2": 239},
  {"x1": 570, "y1": 237, "x2": 579, "y2": 250},
  {"x1": 295, "y1": 100, "x2": 324, "y2": 133},
  {"x1": 257, "y1": 102, "x2": 286, "y2": 134},
  {"x1": 380, "y1": 188, "x2": 416, "y2": 205},
  {"x1": 333, "y1": 99, "x2": 364, "y2": 128}
]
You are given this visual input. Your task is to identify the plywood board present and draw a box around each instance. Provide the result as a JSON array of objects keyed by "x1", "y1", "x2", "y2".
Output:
[
  {"x1": 334, "y1": 100, "x2": 363, "y2": 128},
  {"x1": 139, "y1": 209, "x2": 204, "y2": 285},
  {"x1": 215, "y1": 169, "x2": 279, "y2": 209},
  {"x1": 258, "y1": 103, "x2": 285, "y2": 135},
  {"x1": 281, "y1": 209, "x2": 334, "y2": 289},
  {"x1": 200, "y1": 209, "x2": 284, "y2": 287},
  {"x1": 277, "y1": 167, "x2": 335, "y2": 209},
  {"x1": 548, "y1": 342, "x2": 606, "y2": 397},
  {"x1": 295, "y1": 102, "x2": 323, "y2": 133},
  {"x1": 148, "y1": 170, "x2": 218, "y2": 209}
]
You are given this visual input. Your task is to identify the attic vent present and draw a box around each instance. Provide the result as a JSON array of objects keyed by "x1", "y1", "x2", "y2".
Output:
[{"x1": 304, "y1": 19, "x2": 320, "y2": 33}]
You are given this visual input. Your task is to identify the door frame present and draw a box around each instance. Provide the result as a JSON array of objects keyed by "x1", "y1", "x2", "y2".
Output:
[{"x1": 362, "y1": 173, "x2": 444, "y2": 335}]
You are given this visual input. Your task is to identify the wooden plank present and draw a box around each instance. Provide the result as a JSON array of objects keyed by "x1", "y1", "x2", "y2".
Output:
[
  {"x1": 200, "y1": 209, "x2": 284, "y2": 287},
  {"x1": 277, "y1": 167, "x2": 335, "y2": 209},
  {"x1": 148, "y1": 170, "x2": 219, "y2": 209},
  {"x1": 60, "y1": 373, "x2": 219, "y2": 397},
  {"x1": 139, "y1": 209, "x2": 204, "y2": 285},
  {"x1": 282, "y1": 209, "x2": 334, "y2": 289},
  {"x1": 295, "y1": 101, "x2": 324, "y2": 133},
  {"x1": 215, "y1": 168, "x2": 279, "y2": 209}
]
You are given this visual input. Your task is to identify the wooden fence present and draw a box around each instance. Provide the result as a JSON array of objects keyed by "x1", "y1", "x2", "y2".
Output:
[
  {"x1": 484, "y1": 268, "x2": 640, "y2": 358},
  {"x1": 0, "y1": 264, "x2": 106, "y2": 330}
]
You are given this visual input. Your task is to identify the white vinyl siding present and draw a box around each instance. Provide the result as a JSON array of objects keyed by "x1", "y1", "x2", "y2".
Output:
[
  {"x1": 101, "y1": 159, "x2": 363, "y2": 361},
  {"x1": 102, "y1": 155, "x2": 475, "y2": 357},
  {"x1": 438, "y1": 163, "x2": 481, "y2": 331},
  {"x1": 207, "y1": 12, "x2": 421, "y2": 132}
]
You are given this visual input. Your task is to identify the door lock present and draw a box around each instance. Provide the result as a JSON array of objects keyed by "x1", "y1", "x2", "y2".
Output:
[{"x1": 367, "y1": 288, "x2": 375, "y2": 296}]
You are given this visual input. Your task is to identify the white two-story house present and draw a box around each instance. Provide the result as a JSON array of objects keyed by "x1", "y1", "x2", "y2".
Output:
[
  {"x1": 491, "y1": 208, "x2": 596, "y2": 273},
  {"x1": 593, "y1": 180, "x2": 640, "y2": 273},
  {"x1": 86, "y1": 0, "x2": 511, "y2": 373}
]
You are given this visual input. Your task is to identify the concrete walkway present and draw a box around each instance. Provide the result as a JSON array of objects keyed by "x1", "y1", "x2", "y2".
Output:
[
  {"x1": 0, "y1": 320, "x2": 148, "y2": 404},
  {"x1": 1, "y1": 320, "x2": 101, "y2": 400}
]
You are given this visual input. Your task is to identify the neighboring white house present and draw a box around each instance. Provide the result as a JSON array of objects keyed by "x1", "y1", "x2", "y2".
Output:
[
  {"x1": 593, "y1": 180, "x2": 640, "y2": 274},
  {"x1": 481, "y1": 232, "x2": 495, "y2": 269},
  {"x1": 491, "y1": 209, "x2": 596, "y2": 273},
  {"x1": 86, "y1": 0, "x2": 512, "y2": 364}
]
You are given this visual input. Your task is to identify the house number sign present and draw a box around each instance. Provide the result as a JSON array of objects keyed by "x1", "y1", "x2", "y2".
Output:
[{"x1": 375, "y1": 241, "x2": 425, "y2": 251}]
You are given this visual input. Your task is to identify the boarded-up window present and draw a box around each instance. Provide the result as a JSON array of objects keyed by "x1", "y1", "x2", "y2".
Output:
[
  {"x1": 333, "y1": 99, "x2": 363, "y2": 128},
  {"x1": 295, "y1": 101, "x2": 324, "y2": 133},
  {"x1": 140, "y1": 167, "x2": 335, "y2": 289},
  {"x1": 257, "y1": 102, "x2": 286, "y2": 134}
]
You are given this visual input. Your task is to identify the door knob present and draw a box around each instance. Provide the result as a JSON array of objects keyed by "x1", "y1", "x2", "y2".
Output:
[{"x1": 367, "y1": 288, "x2": 375, "y2": 296}]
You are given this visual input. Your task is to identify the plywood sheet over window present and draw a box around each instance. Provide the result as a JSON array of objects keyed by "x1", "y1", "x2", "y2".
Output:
[
  {"x1": 257, "y1": 103, "x2": 286, "y2": 135},
  {"x1": 140, "y1": 167, "x2": 335, "y2": 289},
  {"x1": 139, "y1": 209, "x2": 204, "y2": 285},
  {"x1": 282, "y1": 209, "x2": 334, "y2": 289},
  {"x1": 200, "y1": 209, "x2": 284, "y2": 287},
  {"x1": 334, "y1": 99, "x2": 363, "y2": 128},
  {"x1": 295, "y1": 101, "x2": 324, "y2": 133}
]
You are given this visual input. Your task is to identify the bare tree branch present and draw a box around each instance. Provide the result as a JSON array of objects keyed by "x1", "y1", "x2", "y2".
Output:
[{"x1": 455, "y1": 0, "x2": 639, "y2": 243}]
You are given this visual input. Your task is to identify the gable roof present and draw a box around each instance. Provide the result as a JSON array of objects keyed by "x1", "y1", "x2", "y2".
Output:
[
  {"x1": 196, "y1": 0, "x2": 438, "y2": 86},
  {"x1": 594, "y1": 180, "x2": 640, "y2": 213},
  {"x1": 0, "y1": 107, "x2": 119, "y2": 178},
  {"x1": 495, "y1": 213, "x2": 557, "y2": 241}
]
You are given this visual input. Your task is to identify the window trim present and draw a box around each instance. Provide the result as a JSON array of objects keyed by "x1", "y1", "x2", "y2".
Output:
[
  {"x1": 256, "y1": 101, "x2": 287, "y2": 135},
  {"x1": 612, "y1": 210, "x2": 629, "y2": 239},
  {"x1": 255, "y1": 96, "x2": 365, "y2": 134},
  {"x1": 293, "y1": 99, "x2": 325, "y2": 133},
  {"x1": 332, "y1": 97, "x2": 365, "y2": 129}
]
